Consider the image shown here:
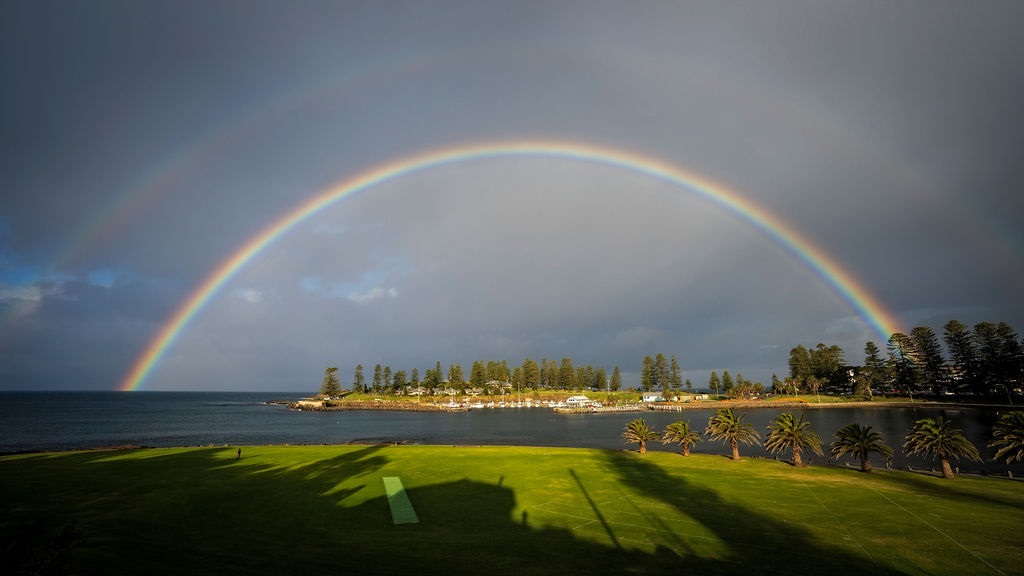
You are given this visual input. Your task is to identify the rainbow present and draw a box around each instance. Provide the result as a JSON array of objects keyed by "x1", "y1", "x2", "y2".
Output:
[{"x1": 119, "y1": 140, "x2": 903, "y2": 391}]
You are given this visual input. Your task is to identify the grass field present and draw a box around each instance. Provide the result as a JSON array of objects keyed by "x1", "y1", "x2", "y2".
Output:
[{"x1": 3, "y1": 445, "x2": 1022, "y2": 575}]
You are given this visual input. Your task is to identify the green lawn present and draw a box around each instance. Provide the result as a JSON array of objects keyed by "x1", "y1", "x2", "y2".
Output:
[{"x1": 2, "y1": 445, "x2": 1022, "y2": 575}]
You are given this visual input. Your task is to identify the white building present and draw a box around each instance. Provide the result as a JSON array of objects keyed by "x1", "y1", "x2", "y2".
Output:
[{"x1": 565, "y1": 395, "x2": 593, "y2": 407}]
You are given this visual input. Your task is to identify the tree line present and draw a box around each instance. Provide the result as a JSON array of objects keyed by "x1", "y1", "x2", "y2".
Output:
[
  {"x1": 784, "y1": 319, "x2": 1023, "y2": 398},
  {"x1": 320, "y1": 356, "x2": 648, "y2": 397},
  {"x1": 623, "y1": 408, "x2": 1024, "y2": 478}
]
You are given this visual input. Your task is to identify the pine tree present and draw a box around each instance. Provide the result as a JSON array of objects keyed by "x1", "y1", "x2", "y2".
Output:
[
  {"x1": 788, "y1": 345, "x2": 812, "y2": 389},
  {"x1": 721, "y1": 371, "x2": 734, "y2": 393},
  {"x1": 709, "y1": 371, "x2": 721, "y2": 395},
  {"x1": 410, "y1": 367, "x2": 419, "y2": 385},
  {"x1": 372, "y1": 364, "x2": 383, "y2": 394},
  {"x1": 448, "y1": 363, "x2": 464, "y2": 388},
  {"x1": 470, "y1": 361, "x2": 486, "y2": 387},
  {"x1": 910, "y1": 326, "x2": 945, "y2": 394},
  {"x1": 522, "y1": 358, "x2": 539, "y2": 390},
  {"x1": 887, "y1": 333, "x2": 917, "y2": 395},
  {"x1": 685, "y1": 378, "x2": 693, "y2": 392},
  {"x1": 352, "y1": 364, "x2": 365, "y2": 394},
  {"x1": 320, "y1": 366, "x2": 341, "y2": 397},
  {"x1": 559, "y1": 358, "x2": 575, "y2": 390},
  {"x1": 382, "y1": 366, "x2": 392, "y2": 391},
  {"x1": 669, "y1": 356, "x2": 683, "y2": 391},
  {"x1": 610, "y1": 366, "x2": 622, "y2": 391},
  {"x1": 996, "y1": 322, "x2": 1024, "y2": 394},
  {"x1": 392, "y1": 370, "x2": 407, "y2": 392},
  {"x1": 594, "y1": 366, "x2": 607, "y2": 391},
  {"x1": 861, "y1": 341, "x2": 886, "y2": 397},
  {"x1": 944, "y1": 320, "x2": 977, "y2": 395},
  {"x1": 641, "y1": 356, "x2": 654, "y2": 391},
  {"x1": 654, "y1": 353, "x2": 668, "y2": 392}
]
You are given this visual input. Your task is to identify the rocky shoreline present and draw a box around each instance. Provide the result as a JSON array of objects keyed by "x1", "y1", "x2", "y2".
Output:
[
  {"x1": 288, "y1": 397, "x2": 1009, "y2": 414},
  {"x1": 289, "y1": 399, "x2": 468, "y2": 412}
]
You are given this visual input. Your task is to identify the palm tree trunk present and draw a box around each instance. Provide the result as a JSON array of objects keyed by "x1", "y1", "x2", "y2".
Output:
[
  {"x1": 940, "y1": 457, "x2": 954, "y2": 478},
  {"x1": 639, "y1": 440, "x2": 646, "y2": 455},
  {"x1": 792, "y1": 446, "x2": 803, "y2": 467},
  {"x1": 730, "y1": 439, "x2": 740, "y2": 460},
  {"x1": 861, "y1": 456, "x2": 872, "y2": 473},
  {"x1": 682, "y1": 446, "x2": 690, "y2": 457}
]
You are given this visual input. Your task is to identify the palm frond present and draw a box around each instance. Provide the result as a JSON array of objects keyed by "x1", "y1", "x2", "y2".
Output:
[{"x1": 989, "y1": 411, "x2": 1024, "y2": 464}]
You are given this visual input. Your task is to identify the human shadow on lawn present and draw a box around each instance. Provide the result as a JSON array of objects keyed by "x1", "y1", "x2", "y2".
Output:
[{"x1": 602, "y1": 451, "x2": 910, "y2": 576}]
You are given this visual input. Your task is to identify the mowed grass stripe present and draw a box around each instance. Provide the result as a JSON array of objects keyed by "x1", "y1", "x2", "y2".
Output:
[{"x1": 383, "y1": 476, "x2": 419, "y2": 524}]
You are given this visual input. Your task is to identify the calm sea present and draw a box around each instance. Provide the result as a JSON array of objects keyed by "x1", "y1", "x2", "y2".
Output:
[{"x1": 1, "y1": 392, "x2": 1020, "y2": 474}]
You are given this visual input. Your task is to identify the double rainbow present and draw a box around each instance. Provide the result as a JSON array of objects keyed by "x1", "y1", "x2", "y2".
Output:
[{"x1": 120, "y1": 140, "x2": 902, "y2": 391}]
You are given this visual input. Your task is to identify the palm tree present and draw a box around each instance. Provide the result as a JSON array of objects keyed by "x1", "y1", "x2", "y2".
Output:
[
  {"x1": 704, "y1": 408, "x2": 760, "y2": 460},
  {"x1": 662, "y1": 420, "x2": 701, "y2": 456},
  {"x1": 830, "y1": 423, "x2": 893, "y2": 472},
  {"x1": 764, "y1": 412, "x2": 823, "y2": 467},
  {"x1": 904, "y1": 416, "x2": 981, "y2": 478},
  {"x1": 989, "y1": 411, "x2": 1024, "y2": 464},
  {"x1": 622, "y1": 418, "x2": 660, "y2": 454}
]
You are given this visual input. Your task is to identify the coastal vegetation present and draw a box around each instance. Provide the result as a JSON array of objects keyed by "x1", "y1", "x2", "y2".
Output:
[
  {"x1": 703, "y1": 408, "x2": 760, "y2": 460},
  {"x1": 621, "y1": 418, "x2": 659, "y2": 454},
  {"x1": 903, "y1": 416, "x2": 982, "y2": 479},
  {"x1": 989, "y1": 410, "x2": 1024, "y2": 464},
  {"x1": 784, "y1": 319, "x2": 1023, "y2": 400},
  {"x1": 3, "y1": 445, "x2": 1022, "y2": 575},
  {"x1": 829, "y1": 423, "x2": 894, "y2": 473},
  {"x1": 660, "y1": 419, "x2": 701, "y2": 456},
  {"x1": 313, "y1": 318, "x2": 1022, "y2": 407},
  {"x1": 763, "y1": 412, "x2": 823, "y2": 467},
  {"x1": 622, "y1": 409, "x2": 1008, "y2": 481}
]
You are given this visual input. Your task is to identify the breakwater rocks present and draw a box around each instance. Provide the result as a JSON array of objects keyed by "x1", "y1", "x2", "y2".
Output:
[
  {"x1": 289, "y1": 400, "x2": 469, "y2": 412},
  {"x1": 552, "y1": 404, "x2": 647, "y2": 414}
]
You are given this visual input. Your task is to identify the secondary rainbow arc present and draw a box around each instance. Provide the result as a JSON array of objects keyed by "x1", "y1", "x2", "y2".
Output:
[{"x1": 120, "y1": 140, "x2": 903, "y2": 391}]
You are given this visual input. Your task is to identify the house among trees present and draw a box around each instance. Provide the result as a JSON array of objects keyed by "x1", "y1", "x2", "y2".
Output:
[{"x1": 641, "y1": 392, "x2": 664, "y2": 402}]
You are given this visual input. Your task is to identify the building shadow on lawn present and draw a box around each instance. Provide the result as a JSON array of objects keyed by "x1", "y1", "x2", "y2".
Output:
[
  {"x1": 2, "y1": 446, "x2": 392, "y2": 576},
  {"x1": 602, "y1": 451, "x2": 911, "y2": 576},
  {"x1": 336, "y1": 478, "x2": 772, "y2": 576}
]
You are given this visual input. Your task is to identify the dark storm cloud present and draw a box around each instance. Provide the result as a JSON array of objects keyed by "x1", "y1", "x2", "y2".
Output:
[{"x1": 2, "y1": 1, "x2": 1022, "y2": 390}]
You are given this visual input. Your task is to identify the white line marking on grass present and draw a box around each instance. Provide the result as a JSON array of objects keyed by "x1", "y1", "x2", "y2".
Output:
[
  {"x1": 572, "y1": 519, "x2": 597, "y2": 531},
  {"x1": 865, "y1": 484, "x2": 1007, "y2": 576},
  {"x1": 797, "y1": 478, "x2": 880, "y2": 569}
]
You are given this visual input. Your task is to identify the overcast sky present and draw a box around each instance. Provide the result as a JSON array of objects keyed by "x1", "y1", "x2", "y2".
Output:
[{"x1": 2, "y1": 1, "x2": 1023, "y2": 392}]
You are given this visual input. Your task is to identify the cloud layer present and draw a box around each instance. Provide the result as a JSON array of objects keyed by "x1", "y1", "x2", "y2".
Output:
[{"x1": 2, "y1": 1, "x2": 1022, "y2": 391}]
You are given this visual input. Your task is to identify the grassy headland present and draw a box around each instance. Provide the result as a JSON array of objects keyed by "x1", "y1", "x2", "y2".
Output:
[{"x1": 3, "y1": 445, "x2": 1022, "y2": 575}]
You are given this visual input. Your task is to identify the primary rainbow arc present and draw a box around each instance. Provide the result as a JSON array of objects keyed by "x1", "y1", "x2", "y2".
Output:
[{"x1": 120, "y1": 140, "x2": 903, "y2": 391}]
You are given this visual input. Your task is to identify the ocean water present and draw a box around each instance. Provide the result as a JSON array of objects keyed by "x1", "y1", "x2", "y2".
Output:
[{"x1": 1, "y1": 392, "x2": 1020, "y2": 474}]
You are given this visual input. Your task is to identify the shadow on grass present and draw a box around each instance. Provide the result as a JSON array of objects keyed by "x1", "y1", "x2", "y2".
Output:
[
  {"x1": 5, "y1": 446, "x2": 906, "y2": 576},
  {"x1": 866, "y1": 467, "x2": 1024, "y2": 509},
  {"x1": 602, "y1": 451, "x2": 910, "y2": 576},
  {"x1": 2, "y1": 446, "x2": 392, "y2": 575}
]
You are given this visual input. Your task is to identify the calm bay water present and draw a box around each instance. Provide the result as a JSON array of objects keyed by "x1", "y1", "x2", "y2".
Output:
[{"x1": 2, "y1": 392, "x2": 1020, "y2": 474}]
